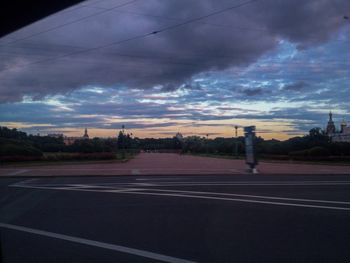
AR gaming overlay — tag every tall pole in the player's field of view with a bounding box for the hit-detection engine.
[206,134,209,155]
[122,125,125,159]
[234,126,238,159]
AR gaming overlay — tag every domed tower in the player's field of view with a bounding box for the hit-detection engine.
[340,118,347,133]
[326,111,336,135]
[83,128,89,139]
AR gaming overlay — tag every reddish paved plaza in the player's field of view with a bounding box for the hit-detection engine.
[1,153,350,176]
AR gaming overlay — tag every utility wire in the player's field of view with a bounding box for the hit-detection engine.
[80,2,269,33]
[2,0,115,42]
[1,47,348,71]
[1,35,348,71]
[150,0,260,35]
[2,0,348,59]
[5,0,139,45]
[0,0,262,73]
[0,32,160,72]
[0,42,85,52]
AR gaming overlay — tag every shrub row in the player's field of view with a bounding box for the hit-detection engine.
[260,154,350,162]
[289,146,330,157]
[43,152,116,161]
[0,155,42,162]
[0,144,43,157]
[0,152,116,162]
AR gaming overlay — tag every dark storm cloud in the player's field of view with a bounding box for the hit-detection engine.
[282,81,308,92]
[240,87,266,96]
[184,122,235,128]
[1,0,349,102]
[105,121,179,129]
[153,131,222,137]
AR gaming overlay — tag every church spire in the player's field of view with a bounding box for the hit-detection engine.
[326,111,336,135]
[83,128,89,139]
[329,111,333,121]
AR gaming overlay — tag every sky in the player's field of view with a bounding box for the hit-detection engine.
[0,0,350,140]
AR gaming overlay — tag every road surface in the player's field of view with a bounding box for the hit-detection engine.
[1,153,350,176]
[1,175,350,262]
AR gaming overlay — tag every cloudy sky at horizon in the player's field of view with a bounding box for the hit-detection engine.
[1,0,350,140]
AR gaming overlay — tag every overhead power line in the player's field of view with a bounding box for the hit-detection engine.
[80,2,269,33]
[1,46,348,72]
[2,0,118,43]
[5,0,139,45]
[149,0,260,35]
[2,0,348,61]
[0,0,262,73]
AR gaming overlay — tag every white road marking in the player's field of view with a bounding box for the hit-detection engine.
[65,184,126,189]
[119,180,350,186]
[72,185,350,206]
[14,180,350,188]
[6,169,28,176]
[124,181,350,187]
[136,177,185,181]
[132,183,156,186]
[87,181,350,188]
[3,168,241,171]
[16,178,38,184]
[0,223,196,263]
[12,180,350,205]
[50,187,146,193]
[141,188,350,205]
[11,184,146,193]
[113,191,350,211]
[10,183,350,211]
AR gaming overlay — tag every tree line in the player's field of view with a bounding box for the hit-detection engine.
[1,126,350,162]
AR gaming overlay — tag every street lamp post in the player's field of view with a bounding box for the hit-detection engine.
[206,134,209,155]
[234,126,239,159]
[122,125,125,159]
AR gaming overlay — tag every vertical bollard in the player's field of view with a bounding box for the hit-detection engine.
[244,126,258,174]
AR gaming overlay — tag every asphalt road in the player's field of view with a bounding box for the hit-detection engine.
[1,175,350,262]
[2,153,350,176]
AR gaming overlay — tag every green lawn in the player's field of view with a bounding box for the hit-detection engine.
[0,151,139,167]
[186,152,350,166]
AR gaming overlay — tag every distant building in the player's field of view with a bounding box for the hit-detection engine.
[62,137,77,145]
[83,128,89,139]
[63,128,90,145]
[47,133,63,138]
[175,132,183,141]
[326,112,336,135]
[326,112,350,142]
